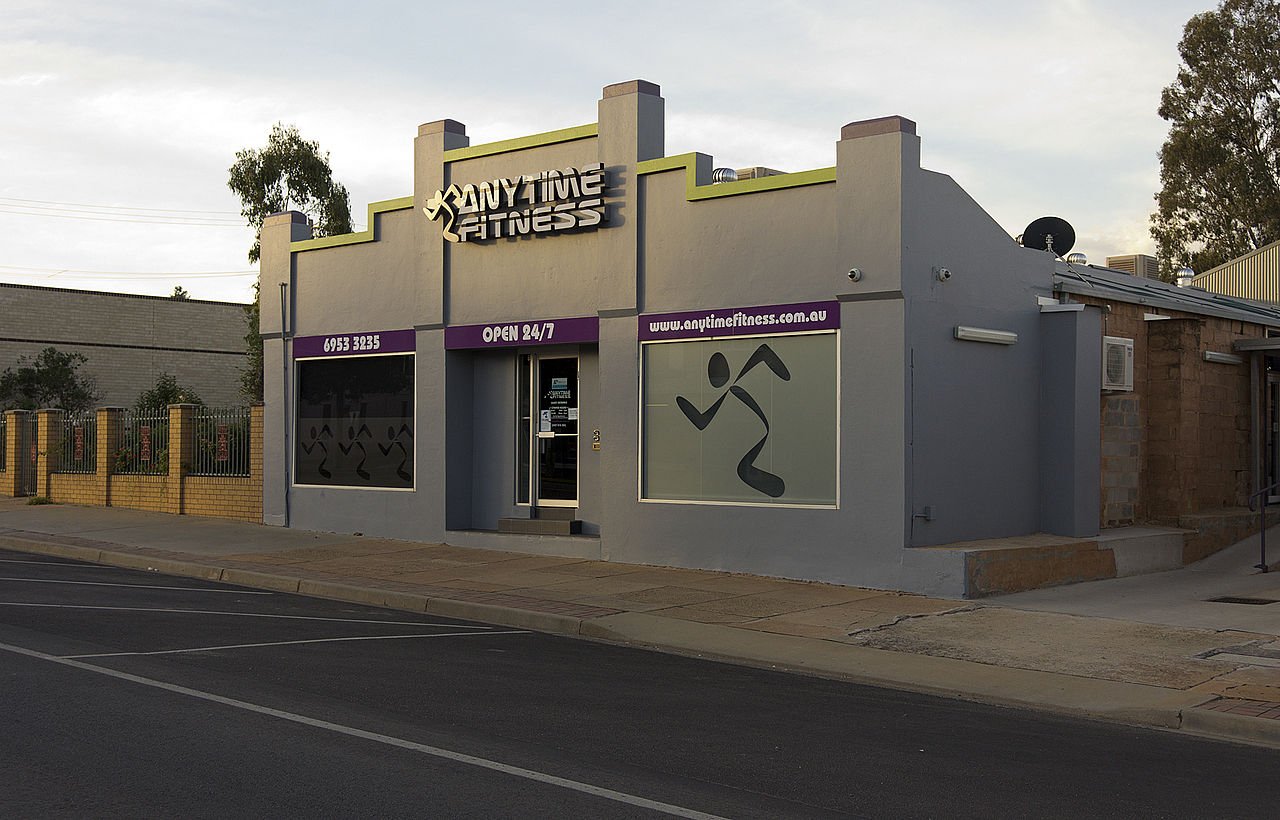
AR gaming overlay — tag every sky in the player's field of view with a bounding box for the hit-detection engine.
[1,0,1217,304]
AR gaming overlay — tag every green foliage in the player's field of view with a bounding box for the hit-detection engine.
[240,281,264,403]
[135,373,203,415]
[170,285,190,300]
[25,496,53,506]
[1151,0,1280,279]
[115,444,168,475]
[0,347,102,413]
[227,122,353,263]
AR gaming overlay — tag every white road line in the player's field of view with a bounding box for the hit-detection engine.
[0,559,113,567]
[0,601,498,629]
[0,577,274,594]
[0,640,728,820]
[63,630,528,658]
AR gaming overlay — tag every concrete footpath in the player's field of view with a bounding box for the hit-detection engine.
[2,497,1278,749]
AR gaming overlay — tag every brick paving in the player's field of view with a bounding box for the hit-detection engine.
[1197,698,1280,720]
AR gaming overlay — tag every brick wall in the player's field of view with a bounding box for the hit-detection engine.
[1,404,263,524]
[0,282,249,407]
[1079,296,1262,531]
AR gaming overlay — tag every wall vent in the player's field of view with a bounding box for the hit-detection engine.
[1102,336,1135,392]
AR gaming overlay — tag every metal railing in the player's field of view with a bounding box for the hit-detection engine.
[53,412,96,474]
[1247,481,1280,572]
[116,411,169,475]
[189,407,251,477]
[0,415,6,472]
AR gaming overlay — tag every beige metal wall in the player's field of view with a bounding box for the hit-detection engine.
[1191,241,1280,304]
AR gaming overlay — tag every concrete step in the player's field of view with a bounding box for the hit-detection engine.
[497,517,582,535]
[922,527,1192,598]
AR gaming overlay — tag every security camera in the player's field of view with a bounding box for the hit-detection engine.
[847,268,863,282]
[935,267,952,282]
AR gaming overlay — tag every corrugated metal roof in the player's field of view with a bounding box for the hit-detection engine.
[1053,260,1280,328]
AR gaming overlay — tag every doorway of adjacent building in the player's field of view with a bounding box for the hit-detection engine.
[1270,373,1280,503]
[517,354,579,508]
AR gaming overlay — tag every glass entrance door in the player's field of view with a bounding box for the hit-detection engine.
[517,354,579,507]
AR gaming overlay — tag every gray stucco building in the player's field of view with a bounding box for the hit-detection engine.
[256,80,1169,596]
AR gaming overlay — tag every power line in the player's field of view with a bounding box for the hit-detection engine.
[0,264,257,279]
[0,204,364,231]
[0,196,242,216]
[0,206,245,227]
[1,201,242,222]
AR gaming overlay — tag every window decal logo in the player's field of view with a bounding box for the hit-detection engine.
[676,343,791,497]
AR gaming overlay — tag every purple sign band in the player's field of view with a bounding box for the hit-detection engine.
[639,300,840,341]
[445,316,599,349]
[293,328,416,358]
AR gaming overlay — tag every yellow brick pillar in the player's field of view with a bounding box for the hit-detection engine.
[250,403,265,521]
[96,407,124,507]
[36,408,62,499]
[2,410,26,497]
[165,403,196,515]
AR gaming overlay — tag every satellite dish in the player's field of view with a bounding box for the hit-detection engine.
[1020,216,1076,256]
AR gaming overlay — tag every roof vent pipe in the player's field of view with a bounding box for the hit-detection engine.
[711,168,738,184]
[1067,252,1087,265]
[1176,267,1195,287]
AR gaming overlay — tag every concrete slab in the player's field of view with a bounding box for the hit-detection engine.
[844,607,1257,689]
[989,535,1280,635]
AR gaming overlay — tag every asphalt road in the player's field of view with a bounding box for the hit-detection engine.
[0,547,1276,818]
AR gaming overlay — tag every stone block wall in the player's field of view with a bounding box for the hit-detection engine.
[1079,296,1261,531]
[0,282,249,408]
[1101,395,1141,526]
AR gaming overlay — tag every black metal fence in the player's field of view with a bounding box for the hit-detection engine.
[117,411,169,475]
[0,415,6,473]
[19,414,38,496]
[190,407,251,477]
[53,412,96,474]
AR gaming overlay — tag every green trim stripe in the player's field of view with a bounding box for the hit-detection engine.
[291,196,415,253]
[637,153,836,201]
[443,123,598,163]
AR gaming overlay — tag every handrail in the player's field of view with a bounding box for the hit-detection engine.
[1247,481,1280,572]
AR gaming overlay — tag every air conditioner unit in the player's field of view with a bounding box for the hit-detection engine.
[1102,336,1134,392]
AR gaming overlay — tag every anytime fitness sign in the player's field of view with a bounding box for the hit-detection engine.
[423,163,607,243]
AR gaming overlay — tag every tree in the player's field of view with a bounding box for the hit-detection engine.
[240,281,264,403]
[228,124,351,400]
[227,122,353,264]
[135,373,203,415]
[0,347,102,413]
[1151,0,1280,279]
[170,285,190,300]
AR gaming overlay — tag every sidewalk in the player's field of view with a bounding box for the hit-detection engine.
[1,496,1278,748]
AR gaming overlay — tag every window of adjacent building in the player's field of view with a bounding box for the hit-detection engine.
[641,332,837,506]
[295,354,414,488]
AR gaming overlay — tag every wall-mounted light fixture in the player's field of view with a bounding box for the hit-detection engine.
[1203,350,1245,365]
[954,326,1017,345]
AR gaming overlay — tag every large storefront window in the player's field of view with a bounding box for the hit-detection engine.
[295,354,414,488]
[642,332,837,506]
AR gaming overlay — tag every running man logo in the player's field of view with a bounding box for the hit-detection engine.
[676,343,792,498]
[423,163,608,243]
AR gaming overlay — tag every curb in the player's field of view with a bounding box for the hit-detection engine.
[2,535,1277,750]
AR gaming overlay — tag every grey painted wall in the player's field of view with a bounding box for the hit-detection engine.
[257,82,1097,596]
[900,166,1060,547]
[1038,306,1103,537]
